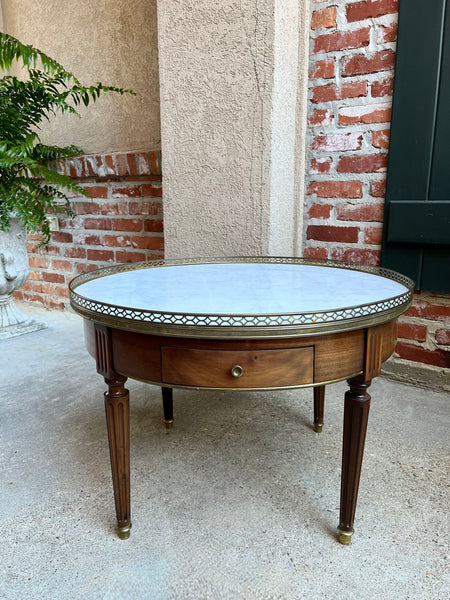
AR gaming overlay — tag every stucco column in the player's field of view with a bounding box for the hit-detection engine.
[157,0,310,258]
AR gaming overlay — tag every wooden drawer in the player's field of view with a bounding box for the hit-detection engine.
[161,346,314,389]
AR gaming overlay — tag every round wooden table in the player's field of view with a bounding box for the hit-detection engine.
[69,257,413,544]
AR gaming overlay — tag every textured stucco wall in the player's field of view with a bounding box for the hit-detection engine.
[158,0,310,258]
[269,0,310,256]
[1,0,160,153]
[158,1,274,258]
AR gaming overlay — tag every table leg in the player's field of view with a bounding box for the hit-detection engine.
[104,374,131,539]
[162,387,174,429]
[337,375,371,545]
[313,385,325,432]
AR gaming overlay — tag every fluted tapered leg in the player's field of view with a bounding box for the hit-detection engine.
[104,375,131,539]
[162,387,173,429]
[338,375,371,545]
[313,385,325,432]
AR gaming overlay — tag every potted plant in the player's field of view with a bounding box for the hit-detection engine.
[0,33,133,338]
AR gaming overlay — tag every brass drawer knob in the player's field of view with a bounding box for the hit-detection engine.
[230,365,243,378]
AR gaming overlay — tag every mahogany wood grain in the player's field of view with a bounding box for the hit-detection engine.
[338,375,371,537]
[83,319,399,389]
[104,375,131,531]
[95,324,114,379]
[162,387,173,423]
[364,324,384,380]
[380,318,397,362]
[161,346,314,388]
[314,329,365,383]
[314,386,325,430]
[111,328,161,382]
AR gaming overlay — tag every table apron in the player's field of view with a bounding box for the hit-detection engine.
[83,319,397,389]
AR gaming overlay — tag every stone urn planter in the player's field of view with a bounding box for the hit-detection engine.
[0,218,46,339]
[0,32,133,341]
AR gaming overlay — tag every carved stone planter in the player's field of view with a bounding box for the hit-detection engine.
[0,218,47,339]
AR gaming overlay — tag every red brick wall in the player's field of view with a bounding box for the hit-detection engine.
[306,0,449,370]
[14,150,163,309]
[397,294,450,369]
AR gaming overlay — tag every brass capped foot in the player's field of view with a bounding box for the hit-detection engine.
[164,419,174,429]
[116,524,131,540]
[313,422,323,433]
[337,528,354,545]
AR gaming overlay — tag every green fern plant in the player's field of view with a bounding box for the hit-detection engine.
[0,33,134,243]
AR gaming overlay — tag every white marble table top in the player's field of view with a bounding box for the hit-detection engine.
[73,261,410,318]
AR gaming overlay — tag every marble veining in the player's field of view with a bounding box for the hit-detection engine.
[75,263,409,317]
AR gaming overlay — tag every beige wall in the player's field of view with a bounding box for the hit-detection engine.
[269,0,310,256]
[158,0,274,258]
[158,0,310,258]
[1,0,160,154]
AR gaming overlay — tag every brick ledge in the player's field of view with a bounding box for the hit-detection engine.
[51,150,161,179]
[382,356,450,393]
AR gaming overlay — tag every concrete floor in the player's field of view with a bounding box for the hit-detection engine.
[1,302,449,600]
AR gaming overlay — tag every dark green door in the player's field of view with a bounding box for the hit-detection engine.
[381,0,450,293]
